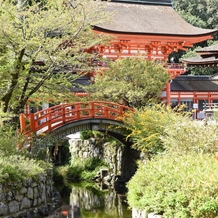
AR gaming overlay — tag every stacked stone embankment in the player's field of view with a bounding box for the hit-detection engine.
[0,169,60,218]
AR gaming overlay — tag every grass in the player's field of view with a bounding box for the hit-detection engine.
[0,154,52,182]
[54,157,108,183]
[0,125,52,183]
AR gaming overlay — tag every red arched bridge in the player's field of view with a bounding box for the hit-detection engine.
[20,101,133,142]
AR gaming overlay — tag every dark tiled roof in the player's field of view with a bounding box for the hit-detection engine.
[95,2,217,35]
[196,44,218,52]
[182,55,218,65]
[182,44,218,65]
[71,75,91,92]
[111,0,172,6]
[171,75,218,91]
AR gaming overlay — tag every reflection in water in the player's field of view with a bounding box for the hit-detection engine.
[48,183,132,218]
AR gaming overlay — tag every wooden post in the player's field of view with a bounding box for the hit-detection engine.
[30,113,35,132]
[48,113,52,132]
[193,92,197,104]
[166,82,171,106]
[208,92,211,104]
[75,103,80,119]
[178,92,181,105]
[19,114,25,133]
[90,102,94,117]
[62,106,66,123]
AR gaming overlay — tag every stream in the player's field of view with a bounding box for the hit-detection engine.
[47,182,132,218]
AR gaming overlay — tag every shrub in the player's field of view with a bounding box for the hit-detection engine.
[0,155,50,182]
[124,104,189,154]
[0,125,25,156]
[0,125,52,183]
[161,119,218,154]
[80,130,105,141]
[80,130,94,140]
[127,153,218,218]
[54,157,108,182]
[30,134,59,162]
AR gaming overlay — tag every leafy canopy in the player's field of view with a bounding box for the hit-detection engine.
[83,57,170,108]
[127,153,218,218]
[172,0,218,29]
[0,0,111,124]
[124,104,189,154]
[171,0,218,74]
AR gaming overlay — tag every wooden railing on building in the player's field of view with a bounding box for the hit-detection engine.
[203,103,218,119]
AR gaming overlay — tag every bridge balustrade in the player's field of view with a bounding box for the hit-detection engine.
[20,101,133,136]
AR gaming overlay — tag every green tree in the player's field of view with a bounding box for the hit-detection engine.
[124,104,189,154]
[83,57,170,108]
[171,0,218,74]
[172,0,218,29]
[0,0,111,126]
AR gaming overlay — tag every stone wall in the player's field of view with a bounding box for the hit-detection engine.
[0,169,60,218]
[68,138,124,185]
[68,138,140,192]
[132,209,163,218]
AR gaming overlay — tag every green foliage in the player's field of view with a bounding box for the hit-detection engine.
[80,130,94,140]
[53,165,70,183]
[0,154,50,182]
[0,125,26,156]
[127,153,218,218]
[161,119,218,154]
[0,0,111,123]
[80,130,104,140]
[171,0,218,74]
[172,0,218,29]
[126,103,218,217]
[125,103,218,155]
[54,157,108,182]
[83,57,170,108]
[0,125,52,182]
[124,104,189,154]
[29,134,59,162]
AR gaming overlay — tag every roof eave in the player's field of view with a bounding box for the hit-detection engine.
[182,60,218,65]
[110,0,172,6]
[93,26,218,37]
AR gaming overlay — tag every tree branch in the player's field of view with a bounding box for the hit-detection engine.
[1,48,25,112]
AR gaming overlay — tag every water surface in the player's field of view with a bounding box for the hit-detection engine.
[47,182,132,218]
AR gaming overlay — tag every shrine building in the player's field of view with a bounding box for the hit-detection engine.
[28,0,218,117]
[170,44,218,118]
[88,0,218,108]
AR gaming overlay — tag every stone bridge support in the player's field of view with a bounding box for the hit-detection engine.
[68,137,140,191]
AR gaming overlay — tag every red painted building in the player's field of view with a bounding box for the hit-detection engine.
[169,44,218,118]
[89,0,217,107]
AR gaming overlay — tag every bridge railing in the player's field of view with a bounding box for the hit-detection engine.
[20,101,133,136]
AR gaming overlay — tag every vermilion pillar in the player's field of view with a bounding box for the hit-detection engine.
[166,82,171,105]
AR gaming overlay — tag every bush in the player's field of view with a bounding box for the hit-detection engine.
[80,130,94,140]
[80,130,105,140]
[54,157,108,182]
[0,125,25,156]
[127,153,218,218]
[0,155,50,182]
[0,126,51,182]
[124,104,189,154]
[161,119,218,154]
